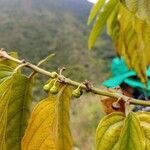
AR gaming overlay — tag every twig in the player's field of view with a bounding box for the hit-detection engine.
[1,49,150,106]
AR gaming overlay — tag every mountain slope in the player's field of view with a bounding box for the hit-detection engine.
[0,0,114,82]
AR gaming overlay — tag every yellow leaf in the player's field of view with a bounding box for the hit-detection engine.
[0,73,32,150]
[0,52,19,69]
[88,1,150,83]
[118,112,145,150]
[120,0,150,23]
[96,112,150,150]
[96,112,125,150]
[136,112,150,150]
[22,85,73,150]
[88,0,105,25]
[0,78,12,150]
[0,64,14,84]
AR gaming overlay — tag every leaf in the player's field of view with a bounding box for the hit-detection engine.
[96,112,125,150]
[0,77,12,150]
[136,112,150,149]
[120,0,150,22]
[88,0,105,25]
[96,112,149,150]
[116,5,150,83]
[0,52,19,69]
[21,85,73,150]
[88,0,118,49]
[0,64,14,84]
[106,3,119,40]
[0,73,32,150]
[88,0,150,82]
[118,112,145,150]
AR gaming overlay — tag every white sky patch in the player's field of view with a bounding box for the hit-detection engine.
[87,0,98,4]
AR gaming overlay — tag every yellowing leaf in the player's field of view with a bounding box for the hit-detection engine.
[120,0,150,23]
[22,97,56,149]
[0,73,32,150]
[88,0,105,25]
[0,52,19,69]
[22,85,73,150]
[136,112,150,150]
[118,112,145,150]
[88,0,150,83]
[96,112,149,150]
[0,64,14,84]
[0,77,12,150]
[96,112,125,150]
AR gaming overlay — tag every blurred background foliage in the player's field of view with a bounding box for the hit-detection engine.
[0,0,115,149]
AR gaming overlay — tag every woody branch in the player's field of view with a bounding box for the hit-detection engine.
[0,49,150,107]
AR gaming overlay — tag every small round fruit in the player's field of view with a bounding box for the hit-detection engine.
[43,84,50,92]
[72,89,82,98]
[49,86,59,94]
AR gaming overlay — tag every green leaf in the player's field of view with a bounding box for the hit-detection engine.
[118,112,145,150]
[22,85,73,150]
[88,0,118,49]
[96,112,125,150]
[120,0,150,22]
[136,112,150,149]
[96,112,150,150]
[88,0,105,25]
[0,64,14,84]
[0,77,12,150]
[107,3,119,40]
[0,73,32,150]
[88,0,150,82]
[0,52,19,69]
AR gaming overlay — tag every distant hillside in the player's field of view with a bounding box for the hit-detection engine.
[0,0,92,22]
[0,1,116,149]
[0,0,115,82]
[32,0,92,21]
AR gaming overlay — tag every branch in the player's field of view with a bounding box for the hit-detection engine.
[1,49,150,106]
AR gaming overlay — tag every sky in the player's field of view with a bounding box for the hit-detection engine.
[87,0,98,3]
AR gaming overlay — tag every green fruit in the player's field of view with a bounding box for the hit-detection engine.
[49,85,59,94]
[43,84,50,92]
[43,80,54,92]
[72,88,82,98]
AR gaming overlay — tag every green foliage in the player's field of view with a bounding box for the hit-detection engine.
[118,112,145,150]
[88,0,150,83]
[0,50,150,149]
[88,0,118,49]
[96,112,150,150]
[0,0,150,149]
[0,0,114,83]
[22,85,73,150]
[0,72,32,149]
[0,64,13,83]
[121,0,150,22]
[96,112,124,149]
